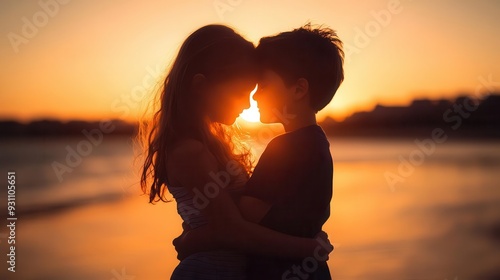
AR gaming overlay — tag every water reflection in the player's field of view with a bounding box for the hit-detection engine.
[0,137,498,279]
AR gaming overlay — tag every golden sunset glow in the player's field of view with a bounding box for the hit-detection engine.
[0,1,499,122]
[239,86,260,123]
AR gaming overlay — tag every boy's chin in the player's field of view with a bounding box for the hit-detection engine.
[259,119,275,124]
[259,114,279,124]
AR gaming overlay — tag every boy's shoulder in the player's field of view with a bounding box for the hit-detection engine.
[270,125,329,147]
[262,125,330,162]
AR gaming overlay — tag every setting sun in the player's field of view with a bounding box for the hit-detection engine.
[239,86,260,122]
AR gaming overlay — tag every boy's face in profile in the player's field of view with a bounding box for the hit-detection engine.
[254,69,295,124]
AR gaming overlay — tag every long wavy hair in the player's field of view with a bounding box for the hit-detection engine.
[139,25,255,203]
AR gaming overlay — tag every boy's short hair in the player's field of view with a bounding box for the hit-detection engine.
[256,23,344,112]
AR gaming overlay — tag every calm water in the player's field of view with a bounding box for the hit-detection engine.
[0,136,499,280]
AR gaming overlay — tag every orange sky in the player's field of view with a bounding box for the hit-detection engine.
[0,0,499,122]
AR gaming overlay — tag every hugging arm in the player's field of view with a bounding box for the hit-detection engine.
[171,141,331,260]
[175,192,331,260]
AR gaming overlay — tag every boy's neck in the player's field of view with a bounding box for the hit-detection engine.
[282,112,317,133]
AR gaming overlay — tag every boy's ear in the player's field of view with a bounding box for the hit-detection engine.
[293,78,309,100]
[191,73,207,92]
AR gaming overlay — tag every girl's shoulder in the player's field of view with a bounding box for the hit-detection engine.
[168,138,227,194]
[171,138,205,159]
[168,138,218,174]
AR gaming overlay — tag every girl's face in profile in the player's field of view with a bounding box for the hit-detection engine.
[205,76,257,125]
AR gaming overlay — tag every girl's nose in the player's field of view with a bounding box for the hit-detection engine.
[253,86,261,102]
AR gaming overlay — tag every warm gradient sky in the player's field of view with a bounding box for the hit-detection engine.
[1,0,499,122]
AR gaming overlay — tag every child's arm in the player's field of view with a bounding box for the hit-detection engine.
[170,141,332,260]
[174,196,331,260]
[237,195,272,223]
[174,222,332,261]
[172,196,272,259]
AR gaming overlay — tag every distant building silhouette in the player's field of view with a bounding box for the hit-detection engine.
[321,93,500,138]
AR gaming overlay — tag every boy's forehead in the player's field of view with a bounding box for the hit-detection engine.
[259,69,280,81]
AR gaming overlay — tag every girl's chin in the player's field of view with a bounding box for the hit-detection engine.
[215,115,237,125]
[209,112,237,125]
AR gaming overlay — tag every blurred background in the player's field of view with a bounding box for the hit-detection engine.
[0,0,499,279]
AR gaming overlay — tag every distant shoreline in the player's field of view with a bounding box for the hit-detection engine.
[1,94,499,139]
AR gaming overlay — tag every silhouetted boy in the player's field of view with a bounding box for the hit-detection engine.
[237,23,344,279]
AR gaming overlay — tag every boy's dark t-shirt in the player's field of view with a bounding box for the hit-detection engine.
[243,124,333,279]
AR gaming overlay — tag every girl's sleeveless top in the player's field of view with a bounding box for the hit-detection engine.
[169,167,249,280]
